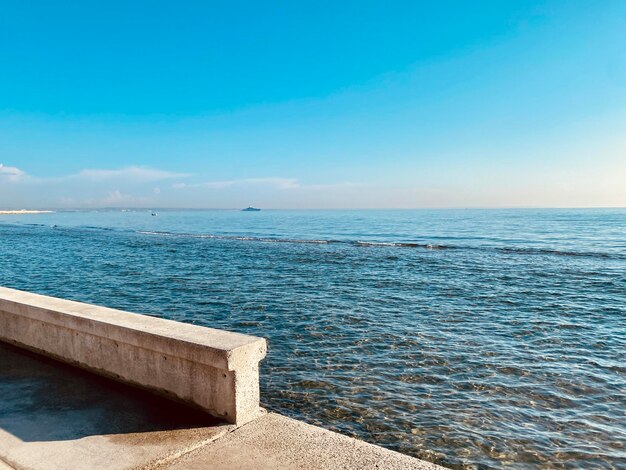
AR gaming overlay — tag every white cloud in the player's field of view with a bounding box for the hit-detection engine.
[173,177,298,190]
[173,177,357,191]
[0,163,27,182]
[98,190,151,206]
[243,178,301,189]
[73,166,190,182]
[102,190,126,204]
[0,164,189,184]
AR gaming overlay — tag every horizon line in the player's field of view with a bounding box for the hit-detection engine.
[2,206,626,212]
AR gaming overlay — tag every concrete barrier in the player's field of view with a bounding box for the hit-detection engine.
[0,286,267,425]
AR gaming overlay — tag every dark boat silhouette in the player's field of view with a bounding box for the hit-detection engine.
[242,206,261,212]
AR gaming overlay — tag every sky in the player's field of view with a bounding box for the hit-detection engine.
[1,0,625,209]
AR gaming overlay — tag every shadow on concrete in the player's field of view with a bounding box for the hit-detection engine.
[0,341,222,442]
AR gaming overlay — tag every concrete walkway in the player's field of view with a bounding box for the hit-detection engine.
[0,342,443,470]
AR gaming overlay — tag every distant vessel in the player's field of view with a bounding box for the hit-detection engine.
[151,211,158,216]
[242,207,261,212]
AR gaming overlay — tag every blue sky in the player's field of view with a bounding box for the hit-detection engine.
[1,1,625,208]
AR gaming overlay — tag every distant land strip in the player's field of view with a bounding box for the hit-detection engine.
[0,210,54,214]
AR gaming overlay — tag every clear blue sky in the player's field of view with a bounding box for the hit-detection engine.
[1,0,625,208]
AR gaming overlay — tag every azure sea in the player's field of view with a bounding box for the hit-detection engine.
[0,209,624,469]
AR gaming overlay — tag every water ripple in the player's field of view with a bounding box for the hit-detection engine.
[0,209,625,469]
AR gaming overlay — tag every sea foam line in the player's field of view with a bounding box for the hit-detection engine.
[136,230,450,250]
[5,223,620,259]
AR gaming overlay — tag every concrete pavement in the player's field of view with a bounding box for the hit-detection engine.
[0,342,444,469]
[0,286,267,425]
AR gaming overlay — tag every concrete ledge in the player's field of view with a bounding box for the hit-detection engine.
[0,342,444,470]
[167,413,444,470]
[0,286,267,425]
[0,459,14,470]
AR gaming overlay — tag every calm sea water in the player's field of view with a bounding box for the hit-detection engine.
[0,209,624,469]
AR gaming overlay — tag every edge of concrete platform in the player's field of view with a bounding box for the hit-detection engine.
[0,458,15,470]
[0,287,446,469]
[0,286,266,425]
[149,412,446,470]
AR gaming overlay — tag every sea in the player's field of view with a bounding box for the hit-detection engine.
[0,208,624,469]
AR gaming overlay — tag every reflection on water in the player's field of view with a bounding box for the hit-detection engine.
[1,209,625,469]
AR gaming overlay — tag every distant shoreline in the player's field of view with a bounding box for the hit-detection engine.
[0,210,54,214]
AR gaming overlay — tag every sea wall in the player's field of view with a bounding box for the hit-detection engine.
[0,286,267,425]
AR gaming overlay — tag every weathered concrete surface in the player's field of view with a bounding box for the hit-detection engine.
[0,342,235,470]
[167,413,443,470]
[0,459,14,470]
[0,342,445,470]
[0,286,266,425]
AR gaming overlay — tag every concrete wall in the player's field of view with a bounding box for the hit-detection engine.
[0,286,267,425]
